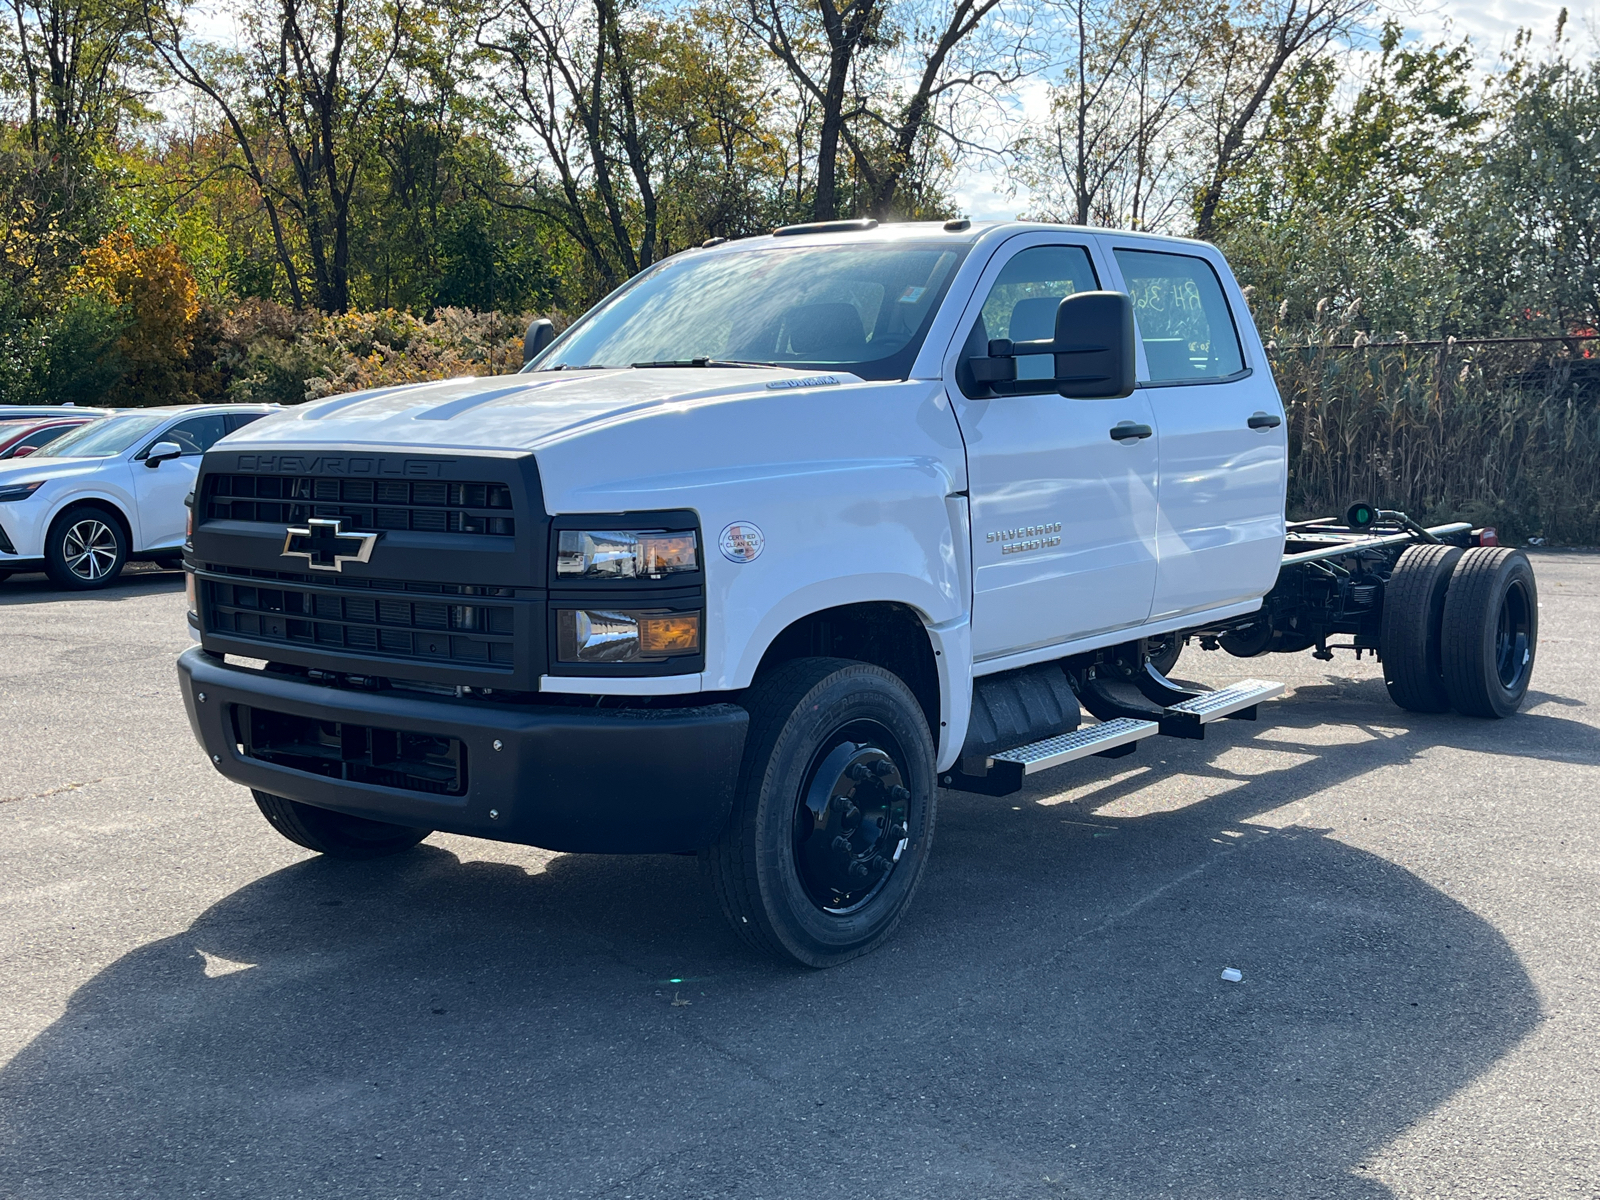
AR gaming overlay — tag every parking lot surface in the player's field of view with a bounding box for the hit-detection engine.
[1,553,1597,1199]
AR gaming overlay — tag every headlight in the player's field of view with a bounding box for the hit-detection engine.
[556,608,701,664]
[0,480,45,502]
[557,529,698,580]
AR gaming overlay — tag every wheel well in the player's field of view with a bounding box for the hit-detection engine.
[51,499,132,548]
[754,602,941,737]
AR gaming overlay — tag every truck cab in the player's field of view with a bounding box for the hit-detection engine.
[176,220,1533,966]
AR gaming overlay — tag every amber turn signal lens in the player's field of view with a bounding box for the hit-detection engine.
[638,612,700,655]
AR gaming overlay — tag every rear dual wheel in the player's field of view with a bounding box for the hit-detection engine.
[705,658,938,968]
[1440,548,1537,718]
[1383,545,1536,718]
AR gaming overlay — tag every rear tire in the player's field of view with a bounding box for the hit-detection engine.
[252,790,431,859]
[704,658,938,968]
[1440,548,1538,718]
[1380,543,1463,712]
[44,505,127,589]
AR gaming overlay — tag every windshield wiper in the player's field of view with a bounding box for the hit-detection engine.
[629,357,771,369]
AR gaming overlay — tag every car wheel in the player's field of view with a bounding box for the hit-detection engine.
[704,657,938,967]
[44,506,127,589]
[252,790,432,859]
[1440,548,1538,718]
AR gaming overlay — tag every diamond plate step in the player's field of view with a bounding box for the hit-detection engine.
[1164,678,1285,723]
[991,717,1159,775]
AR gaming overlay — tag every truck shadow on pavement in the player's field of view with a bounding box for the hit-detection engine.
[1,677,1583,1198]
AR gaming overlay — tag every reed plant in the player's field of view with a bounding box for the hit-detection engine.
[1271,338,1600,546]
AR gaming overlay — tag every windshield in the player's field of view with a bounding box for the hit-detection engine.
[32,414,167,458]
[530,242,968,379]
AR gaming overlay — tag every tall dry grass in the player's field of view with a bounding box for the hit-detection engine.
[1270,338,1600,545]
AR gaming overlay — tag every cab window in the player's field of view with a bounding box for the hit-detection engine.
[959,245,1099,396]
[1113,249,1244,382]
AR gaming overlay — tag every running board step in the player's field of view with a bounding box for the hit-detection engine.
[993,717,1159,773]
[940,718,1159,796]
[1158,678,1284,738]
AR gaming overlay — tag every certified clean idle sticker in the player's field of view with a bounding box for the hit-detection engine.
[719,522,765,563]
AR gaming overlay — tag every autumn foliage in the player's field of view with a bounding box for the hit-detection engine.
[68,232,200,403]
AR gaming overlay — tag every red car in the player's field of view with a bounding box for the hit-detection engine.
[0,416,100,460]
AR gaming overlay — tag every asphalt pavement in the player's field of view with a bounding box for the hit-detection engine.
[1,553,1596,1199]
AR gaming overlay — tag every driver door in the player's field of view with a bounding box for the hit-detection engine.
[946,236,1159,663]
[130,414,231,550]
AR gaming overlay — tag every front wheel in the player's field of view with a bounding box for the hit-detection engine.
[704,658,938,967]
[252,790,432,859]
[44,506,127,589]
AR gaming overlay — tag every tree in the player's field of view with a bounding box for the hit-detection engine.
[144,0,406,311]
[742,0,1018,220]
[1190,0,1375,240]
[1011,0,1214,229]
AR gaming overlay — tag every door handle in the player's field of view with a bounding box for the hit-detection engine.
[1247,411,1282,430]
[1109,421,1154,442]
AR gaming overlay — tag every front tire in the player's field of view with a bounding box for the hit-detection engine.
[1440,548,1538,718]
[44,506,127,589]
[252,790,432,859]
[705,658,938,967]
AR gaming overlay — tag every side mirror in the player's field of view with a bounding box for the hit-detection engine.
[523,318,556,365]
[10,445,36,458]
[969,290,1137,400]
[146,441,182,468]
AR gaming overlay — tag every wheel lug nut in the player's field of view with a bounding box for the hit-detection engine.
[872,760,894,776]
[832,835,852,855]
[849,764,873,782]
[889,785,910,802]
[849,861,868,880]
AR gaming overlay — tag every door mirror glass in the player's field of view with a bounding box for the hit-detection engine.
[145,441,182,467]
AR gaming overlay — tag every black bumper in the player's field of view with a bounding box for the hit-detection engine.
[177,648,748,853]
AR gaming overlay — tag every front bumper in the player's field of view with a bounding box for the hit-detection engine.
[177,648,749,853]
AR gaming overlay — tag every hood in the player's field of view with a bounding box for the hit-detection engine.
[0,454,112,483]
[224,368,866,454]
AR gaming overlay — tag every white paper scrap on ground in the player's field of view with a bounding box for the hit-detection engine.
[1221,967,1244,983]
[197,949,257,978]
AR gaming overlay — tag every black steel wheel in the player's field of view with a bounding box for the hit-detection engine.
[705,658,937,967]
[1440,548,1538,718]
[44,505,126,589]
[1380,543,1463,712]
[252,790,432,859]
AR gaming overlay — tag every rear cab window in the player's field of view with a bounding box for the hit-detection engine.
[1113,248,1245,384]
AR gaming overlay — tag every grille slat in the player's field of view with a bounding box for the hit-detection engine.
[206,579,514,670]
[205,474,514,537]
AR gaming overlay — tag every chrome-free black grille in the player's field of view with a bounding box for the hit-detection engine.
[205,579,514,667]
[236,705,466,795]
[206,562,516,597]
[204,474,514,536]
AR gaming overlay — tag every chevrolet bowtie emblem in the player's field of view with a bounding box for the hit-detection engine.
[281,518,379,572]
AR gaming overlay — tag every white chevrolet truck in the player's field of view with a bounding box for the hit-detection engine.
[177,219,1538,966]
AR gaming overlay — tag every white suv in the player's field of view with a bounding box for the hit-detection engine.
[0,404,277,588]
